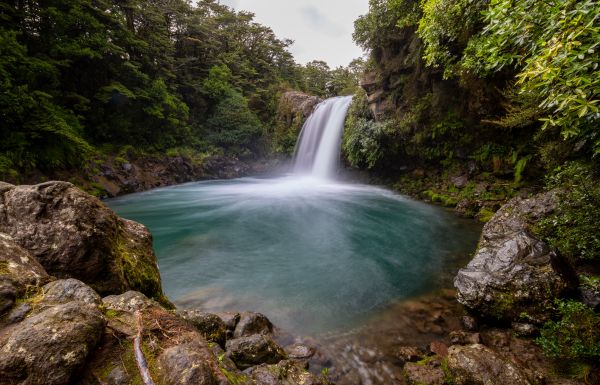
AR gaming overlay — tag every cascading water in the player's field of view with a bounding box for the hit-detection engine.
[292,95,353,178]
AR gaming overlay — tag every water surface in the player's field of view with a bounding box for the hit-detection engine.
[107,176,480,336]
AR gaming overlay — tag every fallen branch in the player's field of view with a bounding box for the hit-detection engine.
[134,310,156,385]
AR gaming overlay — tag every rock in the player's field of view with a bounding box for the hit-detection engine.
[454,191,575,323]
[215,311,241,333]
[580,285,600,311]
[511,322,538,337]
[226,334,287,369]
[461,315,478,331]
[285,343,316,360]
[158,340,228,385]
[0,233,50,295]
[249,359,329,385]
[233,311,273,338]
[178,309,227,347]
[451,175,469,189]
[430,341,449,357]
[0,182,167,303]
[279,91,321,118]
[105,367,131,385]
[449,331,482,345]
[447,344,531,385]
[39,278,101,307]
[0,301,105,385]
[0,279,16,315]
[6,299,31,324]
[454,199,480,218]
[404,361,445,385]
[103,290,155,313]
[395,346,424,363]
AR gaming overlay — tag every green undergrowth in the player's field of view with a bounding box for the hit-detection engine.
[537,300,600,364]
[532,162,600,264]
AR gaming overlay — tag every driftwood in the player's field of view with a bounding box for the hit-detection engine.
[134,310,156,385]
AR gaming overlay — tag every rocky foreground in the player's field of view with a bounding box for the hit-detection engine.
[0,181,328,385]
[0,181,598,385]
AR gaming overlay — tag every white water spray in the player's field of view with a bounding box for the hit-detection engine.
[293,96,353,178]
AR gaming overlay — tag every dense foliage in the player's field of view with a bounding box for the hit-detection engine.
[537,299,600,361]
[533,162,600,263]
[0,0,363,179]
[346,0,600,174]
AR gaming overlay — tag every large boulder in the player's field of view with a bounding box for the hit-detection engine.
[157,340,230,385]
[249,359,330,385]
[0,233,51,315]
[454,191,575,323]
[0,301,105,385]
[0,181,167,304]
[446,344,531,385]
[178,309,228,347]
[226,334,287,369]
[233,311,273,338]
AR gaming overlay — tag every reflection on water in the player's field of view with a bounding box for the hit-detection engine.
[107,176,480,336]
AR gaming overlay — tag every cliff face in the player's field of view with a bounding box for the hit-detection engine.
[360,26,500,128]
[273,91,321,155]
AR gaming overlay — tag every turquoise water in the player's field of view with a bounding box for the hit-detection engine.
[107,176,480,335]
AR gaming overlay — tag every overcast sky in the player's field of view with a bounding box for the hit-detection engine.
[219,0,369,68]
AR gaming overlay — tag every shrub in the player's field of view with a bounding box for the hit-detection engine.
[532,162,600,262]
[537,300,600,360]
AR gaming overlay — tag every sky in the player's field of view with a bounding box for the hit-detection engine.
[219,0,369,68]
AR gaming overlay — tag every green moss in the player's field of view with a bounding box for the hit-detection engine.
[440,358,455,385]
[105,309,119,319]
[0,260,9,275]
[488,292,516,320]
[477,208,495,223]
[537,300,600,361]
[219,366,252,385]
[115,234,173,309]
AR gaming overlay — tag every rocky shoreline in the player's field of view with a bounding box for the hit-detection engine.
[1,180,598,384]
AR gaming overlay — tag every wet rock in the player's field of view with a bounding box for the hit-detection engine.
[0,182,166,302]
[215,311,241,334]
[40,278,101,307]
[233,311,273,338]
[511,322,538,337]
[285,343,316,360]
[447,344,531,385]
[226,334,287,369]
[454,191,575,323]
[449,331,482,345]
[158,340,227,385]
[404,361,445,385]
[178,309,227,347]
[249,359,329,385]
[0,301,105,385]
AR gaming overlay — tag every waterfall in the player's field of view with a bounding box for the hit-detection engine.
[292,95,353,178]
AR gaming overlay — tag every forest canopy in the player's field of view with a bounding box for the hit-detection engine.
[0,0,361,179]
